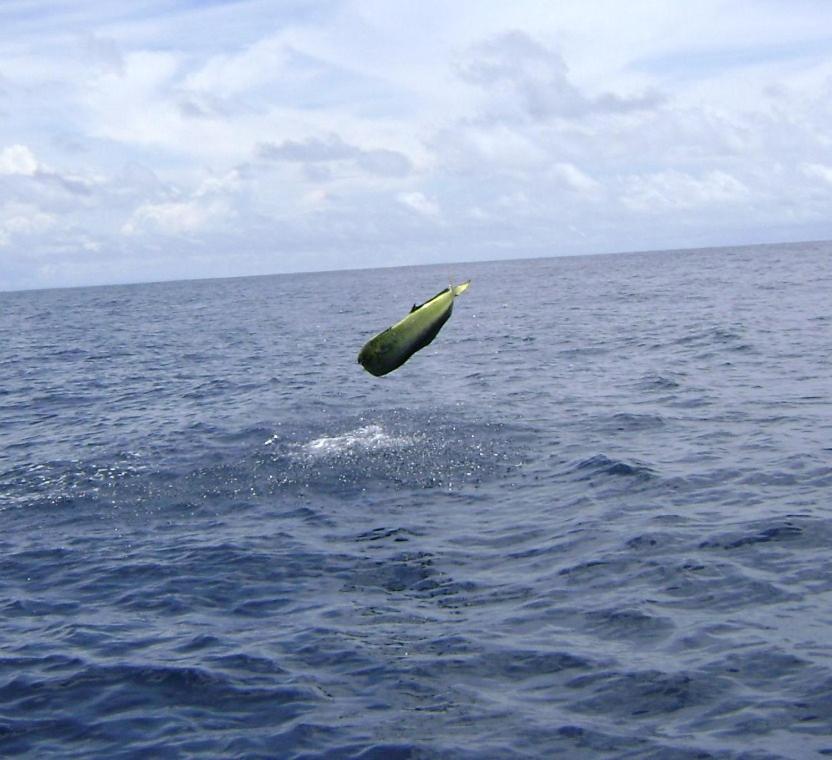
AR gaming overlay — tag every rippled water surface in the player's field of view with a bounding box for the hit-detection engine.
[2,242,832,758]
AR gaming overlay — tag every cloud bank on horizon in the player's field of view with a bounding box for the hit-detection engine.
[1,0,832,290]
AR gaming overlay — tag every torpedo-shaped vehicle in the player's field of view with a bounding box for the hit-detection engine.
[357,281,470,376]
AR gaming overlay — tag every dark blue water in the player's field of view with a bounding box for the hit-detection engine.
[2,242,831,758]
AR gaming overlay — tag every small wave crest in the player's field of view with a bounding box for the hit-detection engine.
[571,454,656,481]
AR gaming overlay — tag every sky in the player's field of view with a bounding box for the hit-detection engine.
[1,0,832,291]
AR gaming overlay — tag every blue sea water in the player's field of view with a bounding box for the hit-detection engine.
[1,241,831,759]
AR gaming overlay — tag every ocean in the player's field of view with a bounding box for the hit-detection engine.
[1,241,831,759]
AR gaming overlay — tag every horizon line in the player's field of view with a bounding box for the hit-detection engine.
[2,236,829,296]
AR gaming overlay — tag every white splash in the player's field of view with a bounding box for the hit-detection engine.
[301,425,410,456]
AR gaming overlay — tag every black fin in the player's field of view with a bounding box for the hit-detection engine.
[410,286,451,313]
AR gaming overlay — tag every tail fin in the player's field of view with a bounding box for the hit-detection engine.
[452,280,471,297]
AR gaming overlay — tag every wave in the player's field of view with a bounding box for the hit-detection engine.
[570,454,656,481]
[599,412,668,432]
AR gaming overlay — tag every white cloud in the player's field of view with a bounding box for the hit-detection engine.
[552,162,602,197]
[0,201,56,247]
[83,50,184,149]
[622,170,750,212]
[0,144,39,176]
[183,35,291,98]
[802,162,832,186]
[398,191,440,218]
[122,198,231,236]
[194,170,242,198]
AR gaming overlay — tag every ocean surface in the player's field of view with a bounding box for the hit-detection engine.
[1,241,831,759]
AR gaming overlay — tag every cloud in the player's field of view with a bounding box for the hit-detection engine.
[82,34,125,75]
[82,50,184,149]
[0,144,39,176]
[802,162,832,186]
[122,201,201,235]
[183,35,290,98]
[121,164,242,236]
[0,143,97,209]
[398,191,440,217]
[460,30,663,122]
[257,134,412,177]
[122,194,233,236]
[622,170,750,212]
[354,149,412,177]
[552,162,602,197]
[259,135,361,162]
[0,201,56,247]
